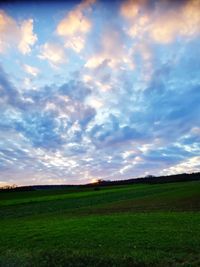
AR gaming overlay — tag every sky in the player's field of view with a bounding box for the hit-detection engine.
[0,0,200,186]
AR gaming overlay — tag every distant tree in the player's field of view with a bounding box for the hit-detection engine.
[145,175,154,178]
[0,184,17,190]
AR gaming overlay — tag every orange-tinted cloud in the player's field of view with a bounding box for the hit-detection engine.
[150,0,200,43]
[85,29,134,70]
[56,0,95,52]
[121,0,200,43]
[57,9,91,36]
[0,10,37,54]
[120,0,147,19]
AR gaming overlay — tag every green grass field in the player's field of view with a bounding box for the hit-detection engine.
[0,181,200,266]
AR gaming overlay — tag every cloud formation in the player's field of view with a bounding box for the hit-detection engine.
[0,0,200,185]
[23,64,40,77]
[38,42,67,66]
[121,0,200,43]
[56,0,95,52]
[0,10,37,54]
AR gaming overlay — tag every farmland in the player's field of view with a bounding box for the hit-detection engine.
[0,180,200,266]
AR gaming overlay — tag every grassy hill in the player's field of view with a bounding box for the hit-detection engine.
[0,180,200,266]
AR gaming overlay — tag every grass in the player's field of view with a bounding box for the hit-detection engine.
[0,181,200,266]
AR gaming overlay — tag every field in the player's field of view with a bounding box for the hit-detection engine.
[0,181,200,267]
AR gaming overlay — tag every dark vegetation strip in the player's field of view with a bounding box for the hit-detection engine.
[1,172,199,192]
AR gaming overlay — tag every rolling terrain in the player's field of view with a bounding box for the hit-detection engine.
[0,180,200,266]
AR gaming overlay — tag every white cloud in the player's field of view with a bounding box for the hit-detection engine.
[23,64,40,77]
[85,29,134,70]
[0,10,37,54]
[162,156,200,175]
[18,19,37,54]
[38,42,67,66]
[86,96,103,109]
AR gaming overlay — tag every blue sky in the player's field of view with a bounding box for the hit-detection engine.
[0,0,200,186]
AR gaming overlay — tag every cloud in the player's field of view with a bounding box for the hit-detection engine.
[120,0,146,19]
[57,9,91,36]
[85,27,134,70]
[23,64,40,77]
[0,67,96,151]
[0,10,37,54]
[38,42,67,66]
[0,10,18,53]
[0,65,41,112]
[59,80,91,100]
[161,156,200,175]
[0,1,200,185]
[0,65,23,108]
[89,114,145,148]
[126,61,200,147]
[56,0,95,52]
[86,97,103,109]
[18,19,37,54]
[121,0,200,43]
[83,25,134,95]
[149,0,200,44]
[14,111,65,150]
